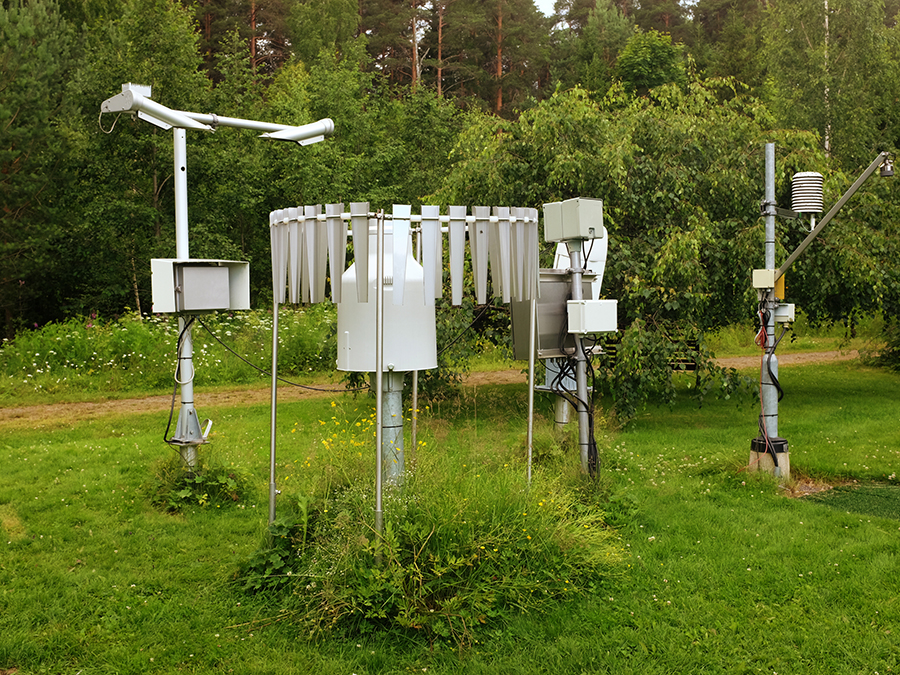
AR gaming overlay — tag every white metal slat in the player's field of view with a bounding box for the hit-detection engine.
[471,206,490,305]
[326,203,346,304]
[421,205,442,305]
[392,204,412,306]
[449,206,467,306]
[350,202,369,303]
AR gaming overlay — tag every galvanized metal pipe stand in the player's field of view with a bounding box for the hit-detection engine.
[567,240,592,474]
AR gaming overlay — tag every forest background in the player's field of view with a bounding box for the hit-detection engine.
[3,0,900,374]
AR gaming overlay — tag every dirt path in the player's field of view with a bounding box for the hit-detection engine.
[0,351,860,429]
[716,349,859,370]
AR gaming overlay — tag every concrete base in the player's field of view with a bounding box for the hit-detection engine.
[749,451,791,482]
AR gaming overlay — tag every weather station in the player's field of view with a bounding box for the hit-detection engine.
[750,143,893,481]
[511,198,617,476]
[99,87,619,531]
[99,83,334,471]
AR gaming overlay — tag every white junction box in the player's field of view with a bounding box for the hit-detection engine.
[752,268,777,289]
[567,299,617,335]
[151,259,250,313]
[543,198,604,243]
[774,303,796,323]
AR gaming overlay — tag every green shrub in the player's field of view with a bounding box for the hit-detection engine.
[234,404,625,648]
[872,319,900,372]
[237,516,307,594]
[594,318,751,421]
[148,454,253,513]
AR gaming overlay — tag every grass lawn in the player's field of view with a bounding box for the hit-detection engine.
[1,360,899,674]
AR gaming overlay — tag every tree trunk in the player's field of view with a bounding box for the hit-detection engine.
[131,254,143,318]
[823,0,831,156]
[250,1,257,75]
[411,0,419,88]
[496,1,503,113]
[437,3,445,97]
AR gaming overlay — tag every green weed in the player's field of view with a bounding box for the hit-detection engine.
[232,398,624,648]
[148,454,253,513]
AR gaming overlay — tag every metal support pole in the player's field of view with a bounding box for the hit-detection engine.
[268,303,280,525]
[173,315,200,467]
[382,371,405,484]
[554,395,572,430]
[411,370,418,465]
[762,143,779,442]
[170,129,205,464]
[567,240,591,474]
[526,297,536,484]
[374,214,385,540]
[174,129,189,260]
[753,143,788,480]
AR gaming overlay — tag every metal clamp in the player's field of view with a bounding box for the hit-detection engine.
[759,200,798,219]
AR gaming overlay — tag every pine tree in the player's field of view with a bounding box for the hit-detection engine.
[0,0,72,335]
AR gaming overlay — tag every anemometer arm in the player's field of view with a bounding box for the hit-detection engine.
[100,84,334,145]
[102,87,213,131]
[776,151,891,280]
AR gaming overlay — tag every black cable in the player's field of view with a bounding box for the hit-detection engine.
[548,296,600,477]
[583,238,595,284]
[163,317,195,446]
[766,326,788,402]
[195,316,369,393]
[581,335,599,476]
[437,303,494,357]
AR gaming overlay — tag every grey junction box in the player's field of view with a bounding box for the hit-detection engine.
[543,198,604,243]
[151,259,250,313]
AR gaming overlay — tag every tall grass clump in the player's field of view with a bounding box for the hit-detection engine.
[147,453,255,513]
[237,402,625,648]
[0,306,337,401]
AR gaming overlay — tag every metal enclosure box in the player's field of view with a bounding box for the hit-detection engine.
[774,303,795,323]
[510,269,599,360]
[543,198,604,243]
[151,259,250,313]
[177,265,230,312]
[752,268,777,289]
[567,299,618,334]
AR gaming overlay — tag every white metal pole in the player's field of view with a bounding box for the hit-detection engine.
[375,214,385,539]
[526,296,536,484]
[174,129,189,260]
[172,128,202,463]
[268,303,279,524]
[762,144,780,442]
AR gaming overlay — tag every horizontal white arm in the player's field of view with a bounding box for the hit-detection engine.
[101,86,334,144]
